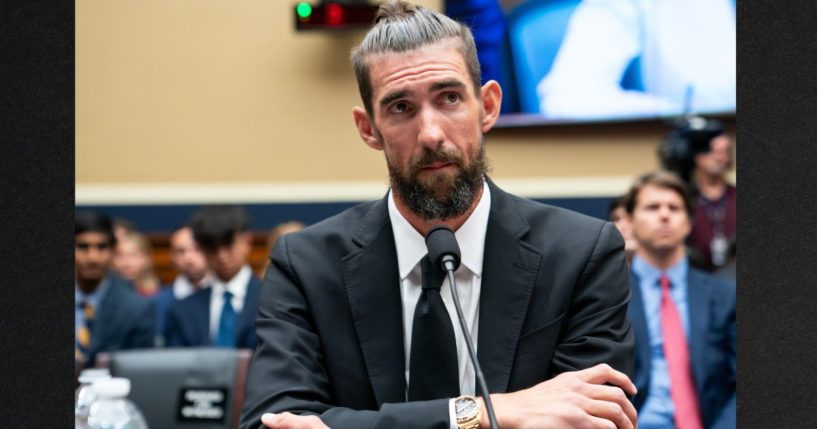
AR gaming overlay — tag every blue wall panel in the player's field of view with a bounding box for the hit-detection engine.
[79,196,614,233]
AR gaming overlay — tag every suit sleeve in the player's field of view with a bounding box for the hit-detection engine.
[551,221,635,377]
[239,235,451,429]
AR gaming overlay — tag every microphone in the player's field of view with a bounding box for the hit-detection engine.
[425,225,500,429]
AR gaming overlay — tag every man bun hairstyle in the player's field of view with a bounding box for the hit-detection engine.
[350,0,482,116]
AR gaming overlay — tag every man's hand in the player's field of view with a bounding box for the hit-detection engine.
[261,412,330,429]
[487,363,638,429]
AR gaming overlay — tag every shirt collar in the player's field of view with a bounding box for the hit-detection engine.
[210,265,251,300]
[388,179,491,280]
[173,273,212,299]
[631,254,688,288]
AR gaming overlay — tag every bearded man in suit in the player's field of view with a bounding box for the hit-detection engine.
[241,2,637,428]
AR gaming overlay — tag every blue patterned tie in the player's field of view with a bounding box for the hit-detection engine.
[76,301,95,357]
[215,290,237,347]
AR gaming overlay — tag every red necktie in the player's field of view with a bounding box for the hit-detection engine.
[660,274,703,429]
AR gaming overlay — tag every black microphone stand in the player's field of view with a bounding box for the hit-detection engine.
[441,254,500,429]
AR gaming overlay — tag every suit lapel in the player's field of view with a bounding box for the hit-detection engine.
[627,273,652,399]
[238,276,261,338]
[89,278,122,356]
[477,182,540,393]
[342,198,406,406]
[686,269,711,396]
[190,288,212,345]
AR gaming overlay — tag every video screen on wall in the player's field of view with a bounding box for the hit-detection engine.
[446,0,736,127]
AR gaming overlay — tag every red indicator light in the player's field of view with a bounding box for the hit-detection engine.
[326,3,344,26]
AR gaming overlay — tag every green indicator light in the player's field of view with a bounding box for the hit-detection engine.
[296,3,312,19]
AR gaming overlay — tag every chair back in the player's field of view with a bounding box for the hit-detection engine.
[97,347,252,429]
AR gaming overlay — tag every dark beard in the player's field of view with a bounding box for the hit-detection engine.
[388,144,489,221]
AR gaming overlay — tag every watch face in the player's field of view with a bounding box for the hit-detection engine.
[455,397,478,419]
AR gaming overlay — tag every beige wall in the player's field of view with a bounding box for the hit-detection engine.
[76,0,734,197]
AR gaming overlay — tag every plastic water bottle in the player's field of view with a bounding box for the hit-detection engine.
[75,368,111,428]
[86,377,149,429]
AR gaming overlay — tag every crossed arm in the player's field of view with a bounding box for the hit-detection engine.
[260,364,637,429]
[241,223,637,429]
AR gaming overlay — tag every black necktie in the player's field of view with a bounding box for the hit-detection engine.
[408,255,460,401]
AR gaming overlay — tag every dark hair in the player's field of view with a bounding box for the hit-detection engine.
[189,205,251,251]
[623,170,695,220]
[113,217,135,234]
[607,194,627,220]
[75,210,117,245]
[170,222,192,235]
[350,0,482,116]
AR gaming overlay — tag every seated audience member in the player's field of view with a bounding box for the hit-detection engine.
[164,205,261,349]
[153,224,212,346]
[112,217,135,245]
[75,210,154,368]
[623,171,735,429]
[714,238,736,283]
[261,221,305,274]
[110,217,134,282]
[688,132,736,272]
[114,231,161,297]
[608,195,638,262]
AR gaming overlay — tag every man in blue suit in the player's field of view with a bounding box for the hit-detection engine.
[153,223,212,346]
[75,211,154,368]
[623,170,735,429]
[165,205,260,349]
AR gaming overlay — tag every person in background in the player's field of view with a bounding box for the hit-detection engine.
[714,238,736,283]
[114,231,161,297]
[164,205,261,349]
[261,221,306,274]
[623,170,735,429]
[609,194,638,262]
[152,224,212,346]
[112,217,135,245]
[688,132,736,272]
[75,210,154,368]
[240,2,636,428]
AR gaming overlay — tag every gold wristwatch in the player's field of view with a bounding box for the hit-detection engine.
[454,395,481,429]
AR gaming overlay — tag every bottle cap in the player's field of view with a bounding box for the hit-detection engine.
[78,368,111,384]
[91,377,131,398]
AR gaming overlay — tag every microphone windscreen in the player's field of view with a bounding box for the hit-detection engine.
[425,225,461,272]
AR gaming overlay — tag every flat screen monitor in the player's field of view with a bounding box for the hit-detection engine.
[446,0,736,127]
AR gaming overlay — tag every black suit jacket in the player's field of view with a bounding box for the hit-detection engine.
[240,180,634,429]
[164,275,261,349]
[628,267,736,429]
[85,274,154,367]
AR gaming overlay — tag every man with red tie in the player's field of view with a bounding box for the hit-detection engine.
[622,170,736,429]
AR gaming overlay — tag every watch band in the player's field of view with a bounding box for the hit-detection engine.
[455,395,482,429]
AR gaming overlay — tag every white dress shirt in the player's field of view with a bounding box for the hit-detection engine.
[208,265,251,341]
[172,273,212,300]
[388,181,491,427]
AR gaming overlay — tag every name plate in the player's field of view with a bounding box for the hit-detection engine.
[177,387,229,423]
